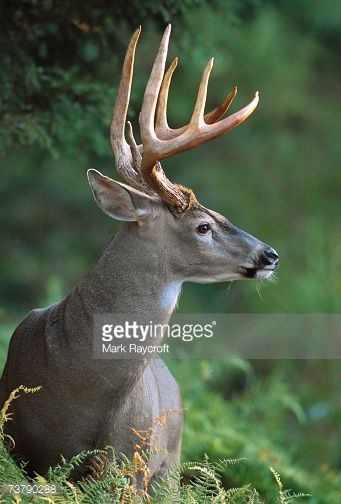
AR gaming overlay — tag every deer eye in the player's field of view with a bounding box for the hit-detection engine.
[196,223,211,235]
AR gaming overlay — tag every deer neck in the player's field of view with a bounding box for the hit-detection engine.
[73,224,181,318]
[59,223,181,394]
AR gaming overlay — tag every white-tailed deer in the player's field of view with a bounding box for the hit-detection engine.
[0,25,278,484]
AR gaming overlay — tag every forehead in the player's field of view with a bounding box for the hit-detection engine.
[186,204,232,231]
[205,208,231,228]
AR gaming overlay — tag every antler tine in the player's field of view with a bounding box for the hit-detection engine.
[126,121,141,167]
[197,91,259,144]
[125,121,156,195]
[155,57,178,139]
[110,26,143,188]
[204,86,237,125]
[190,58,214,126]
[156,61,237,140]
[139,24,172,166]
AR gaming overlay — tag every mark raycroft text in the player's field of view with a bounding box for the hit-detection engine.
[102,342,170,355]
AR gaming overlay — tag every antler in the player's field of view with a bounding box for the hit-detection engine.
[110,26,153,195]
[110,24,259,213]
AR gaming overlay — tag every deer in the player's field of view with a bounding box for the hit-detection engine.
[0,25,279,486]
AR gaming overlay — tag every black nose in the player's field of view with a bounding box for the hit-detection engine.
[262,247,279,266]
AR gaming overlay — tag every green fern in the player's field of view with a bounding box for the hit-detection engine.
[0,387,312,503]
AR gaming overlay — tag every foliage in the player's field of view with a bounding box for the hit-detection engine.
[0,1,340,504]
[0,386,310,503]
[0,0,261,157]
[166,359,341,503]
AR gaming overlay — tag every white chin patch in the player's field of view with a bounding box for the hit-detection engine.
[255,269,274,279]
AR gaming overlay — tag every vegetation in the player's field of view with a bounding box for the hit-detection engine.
[0,386,311,503]
[0,1,340,503]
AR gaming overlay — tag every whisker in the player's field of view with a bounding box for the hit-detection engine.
[256,280,264,301]
[224,282,232,297]
[269,272,278,284]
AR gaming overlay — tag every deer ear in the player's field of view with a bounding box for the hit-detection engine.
[87,169,155,222]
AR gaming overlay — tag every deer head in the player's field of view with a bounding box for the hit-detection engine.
[88,25,279,285]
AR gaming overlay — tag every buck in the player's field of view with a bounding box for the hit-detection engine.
[0,25,279,484]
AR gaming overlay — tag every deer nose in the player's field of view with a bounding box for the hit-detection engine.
[261,247,279,266]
